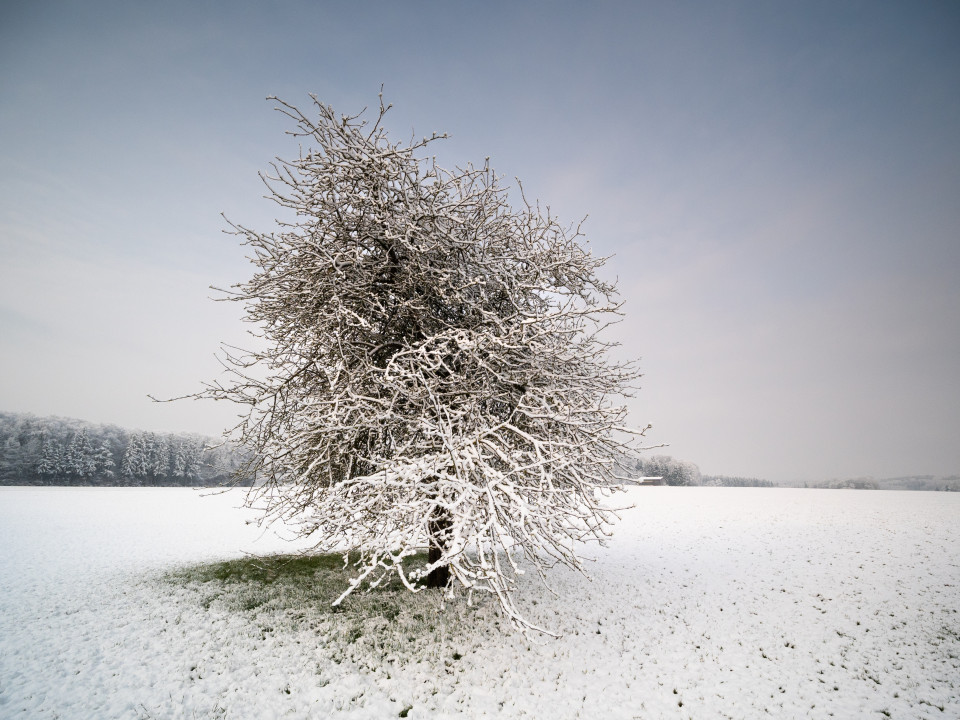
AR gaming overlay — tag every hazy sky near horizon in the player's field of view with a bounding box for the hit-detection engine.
[1,1,958,483]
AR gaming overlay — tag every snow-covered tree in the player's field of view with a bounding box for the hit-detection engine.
[36,432,63,483]
[2,435,23,483]
[121,432,148,483]
[66,429,97,480]
[200,95,644,628]
[635,455,701,486]
[182,439,204,482]
[171,439,187,479]
[94,441,115,480]
[147,433,171,481]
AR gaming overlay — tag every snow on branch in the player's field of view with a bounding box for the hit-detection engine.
[201,94,646,632]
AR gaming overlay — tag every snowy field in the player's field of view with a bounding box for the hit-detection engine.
[1,487,958,719]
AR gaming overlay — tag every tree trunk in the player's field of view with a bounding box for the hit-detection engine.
[425,509,451,588]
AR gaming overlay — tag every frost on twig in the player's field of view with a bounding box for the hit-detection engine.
[201,94,645,633]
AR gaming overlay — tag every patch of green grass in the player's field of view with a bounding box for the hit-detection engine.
[171,551,369,586]
[164,550,432,619]
[160,549,496,667]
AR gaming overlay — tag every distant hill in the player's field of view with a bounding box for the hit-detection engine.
[781,475,960,491]
[0,411,246,487]
[872,475,960,491]
[623,451,957,491]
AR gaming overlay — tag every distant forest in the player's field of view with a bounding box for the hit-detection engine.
[629,454,775,487]
[629,455,959,491]
[0,411,245,486]
[797,476,960,491]
[4,411,954,491]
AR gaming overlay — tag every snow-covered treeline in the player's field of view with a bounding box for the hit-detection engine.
[801,476,960,491]
[631,454,703,486]
[0,411,244,486]
[702,475,776,488]
[629,458,775,487]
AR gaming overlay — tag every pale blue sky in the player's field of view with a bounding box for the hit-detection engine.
[2,1,958,483]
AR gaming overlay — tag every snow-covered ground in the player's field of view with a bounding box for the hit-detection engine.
[1,487,958,719]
